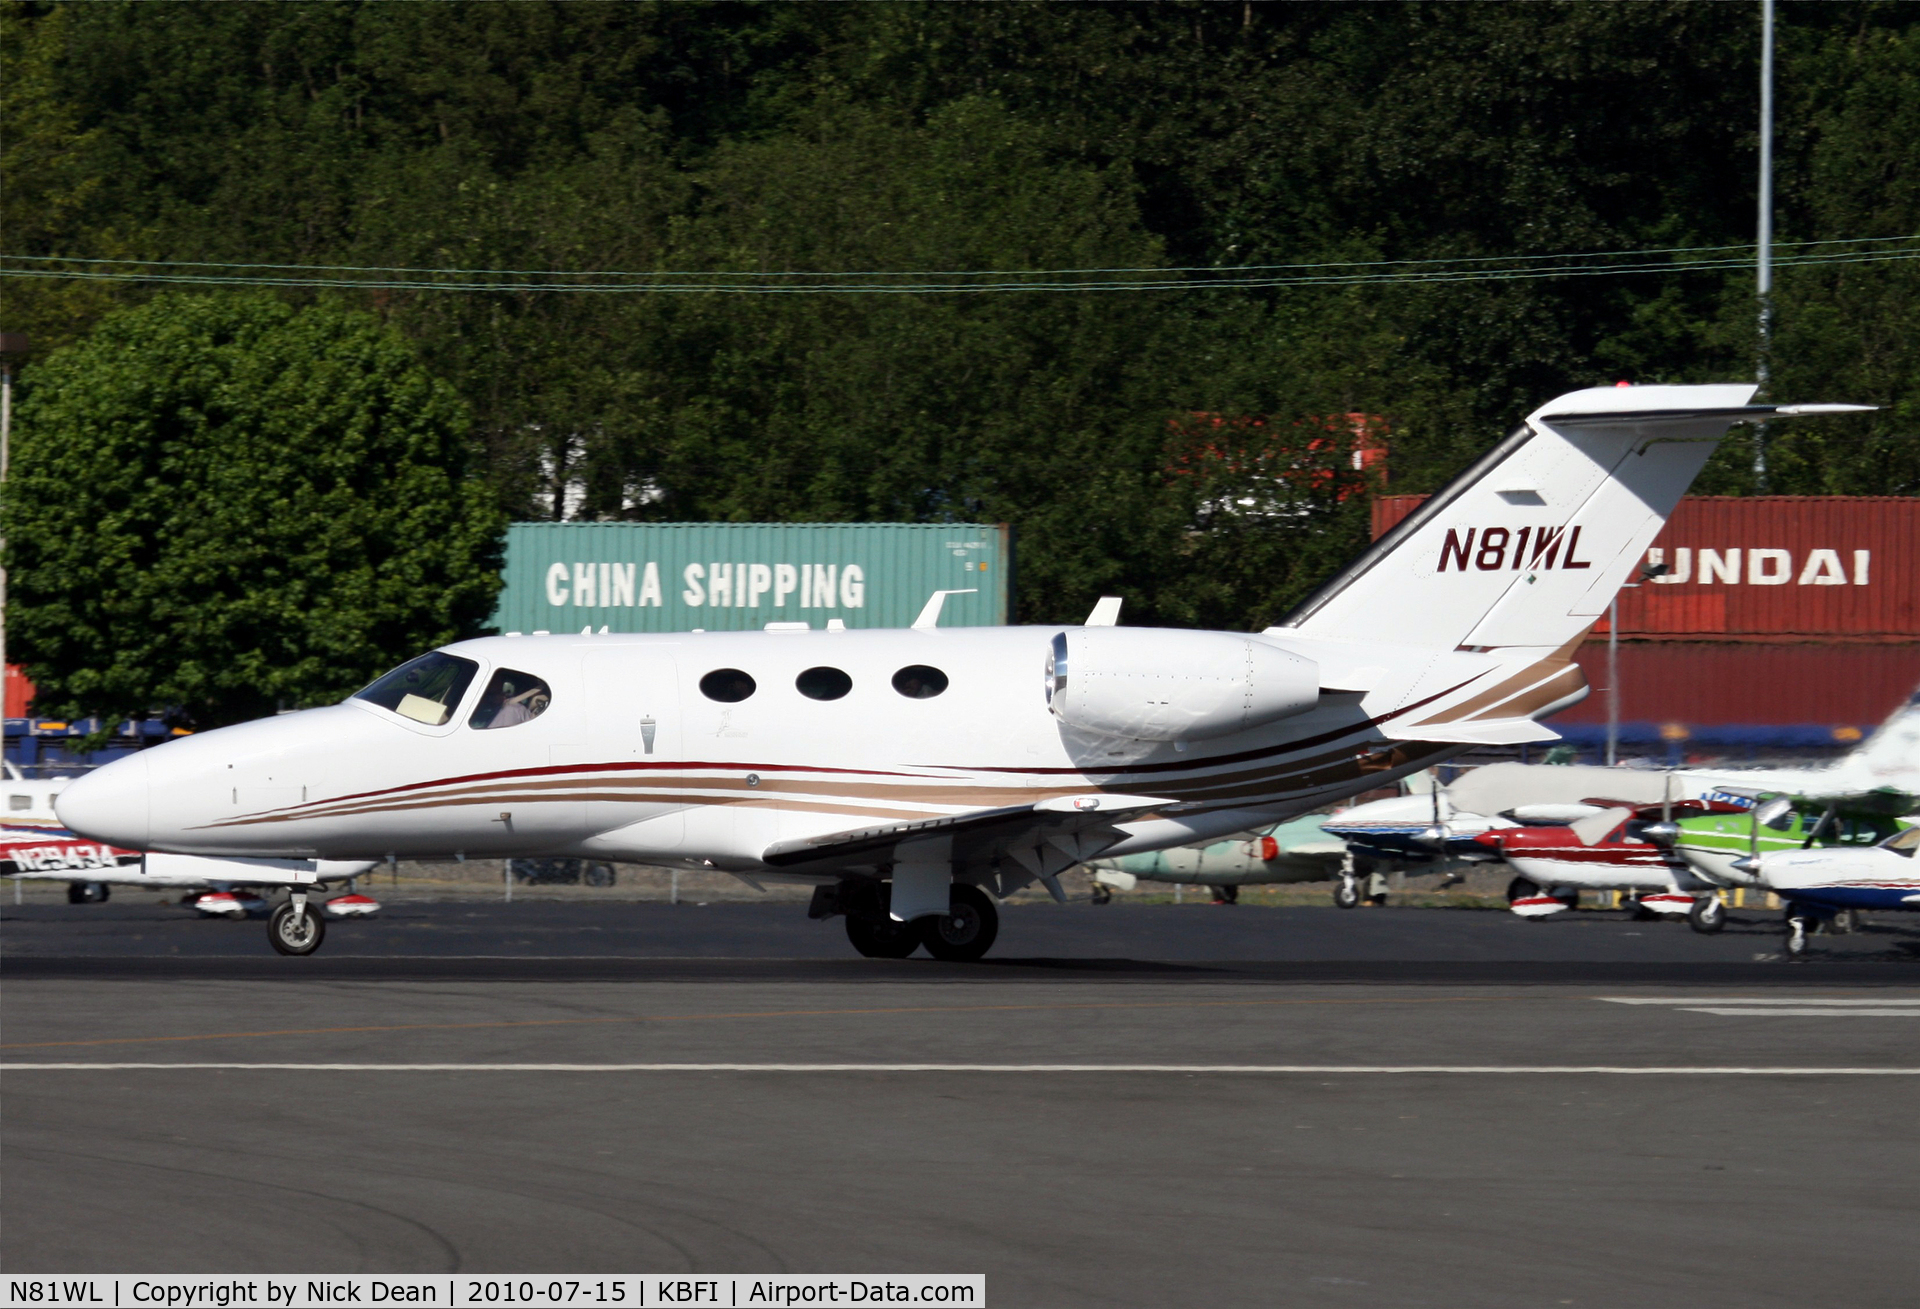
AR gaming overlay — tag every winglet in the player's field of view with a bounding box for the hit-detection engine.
[1084,596,1123,626]
[912,589,978,629]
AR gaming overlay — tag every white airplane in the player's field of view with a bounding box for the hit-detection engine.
[1742,824,1920,956]
[54,384,1870,958]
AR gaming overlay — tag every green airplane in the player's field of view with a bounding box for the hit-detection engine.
[1087,811,1351,904]
[1654,788,1916,890]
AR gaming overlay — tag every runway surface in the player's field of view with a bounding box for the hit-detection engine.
[5,901,1918,1306]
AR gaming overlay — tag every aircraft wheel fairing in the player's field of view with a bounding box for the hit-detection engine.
[1505,877,1540,905]
[1688,895,1726,934]
[269,901,327,956]
[845,912,920,959]
[919,884,999,962]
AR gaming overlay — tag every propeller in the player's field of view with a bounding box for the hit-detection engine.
[1641,774,1680,845]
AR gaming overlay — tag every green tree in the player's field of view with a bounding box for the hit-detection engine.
[2,293,506,728]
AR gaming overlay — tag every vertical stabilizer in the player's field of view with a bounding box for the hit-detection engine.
[1274,386,1867,654]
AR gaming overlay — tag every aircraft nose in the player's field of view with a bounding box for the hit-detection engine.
[55,752,151,848]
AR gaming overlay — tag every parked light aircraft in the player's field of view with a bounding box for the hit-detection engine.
[3,770,376,909]
[1085,811,1351,903]
[1744,824,1920,956]
[55,384,1869,958]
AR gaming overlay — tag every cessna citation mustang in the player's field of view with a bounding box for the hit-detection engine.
[56,384,1868,958]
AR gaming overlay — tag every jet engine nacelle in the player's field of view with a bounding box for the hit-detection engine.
[1045,629,1321,742]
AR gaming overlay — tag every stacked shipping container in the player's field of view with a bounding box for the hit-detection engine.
[1371,496,1919,754]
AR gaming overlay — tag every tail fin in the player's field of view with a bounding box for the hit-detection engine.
[1274,385,1870,653]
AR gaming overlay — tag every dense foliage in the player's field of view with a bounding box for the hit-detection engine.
[3,1,1915,652]
[1,295,506,726]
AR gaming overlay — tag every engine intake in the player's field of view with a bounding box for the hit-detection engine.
[1045,628,1321,741]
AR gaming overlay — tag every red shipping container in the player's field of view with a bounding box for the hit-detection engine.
[1553,643,1917,741]
[4,664,31,719]
[1372,495,1918,641]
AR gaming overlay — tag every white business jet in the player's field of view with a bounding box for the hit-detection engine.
[55,384,1868,958]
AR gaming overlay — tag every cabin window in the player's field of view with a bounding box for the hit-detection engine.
[354,652,480,726]
[700,668,757,703]
[470,669,553,730]
[892,665,949,699]
[796,666,853,701]
[8,794,29,811]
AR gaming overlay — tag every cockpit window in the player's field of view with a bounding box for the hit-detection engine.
[354,652,480,726]
[1882,826,1920,856]
[470,669,553,730]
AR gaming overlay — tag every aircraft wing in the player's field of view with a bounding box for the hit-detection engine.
[761,793,1184,895]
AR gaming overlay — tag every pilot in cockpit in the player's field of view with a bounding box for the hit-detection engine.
[471,669,552,730]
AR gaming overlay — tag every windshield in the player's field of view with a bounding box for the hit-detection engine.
[1881,826,1920,856]
[353,652,480,726]
[471,669,553,730]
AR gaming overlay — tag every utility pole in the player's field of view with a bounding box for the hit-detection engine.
[1753,0,1775,491]
[0,333,27,717]
[1606,595,1620,767]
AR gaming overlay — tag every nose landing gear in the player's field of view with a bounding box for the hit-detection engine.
[269,889,327,956]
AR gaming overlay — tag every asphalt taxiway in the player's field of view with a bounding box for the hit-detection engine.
[5,901,1917,1307]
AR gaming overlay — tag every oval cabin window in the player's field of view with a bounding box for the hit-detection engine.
[700,668,757,703]
[796,666,853,701]
[892,665,949,699]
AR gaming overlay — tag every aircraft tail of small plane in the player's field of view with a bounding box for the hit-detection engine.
[1273,384,1871,657]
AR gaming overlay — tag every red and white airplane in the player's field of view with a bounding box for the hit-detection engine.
[54,384,1869,958]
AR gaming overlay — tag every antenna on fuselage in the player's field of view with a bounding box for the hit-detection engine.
[912,589,978,630]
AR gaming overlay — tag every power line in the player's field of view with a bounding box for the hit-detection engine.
[1,234,1906,280]
[2,238,1914,296]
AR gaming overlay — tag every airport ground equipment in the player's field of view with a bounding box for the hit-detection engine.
[54,385,1872,958]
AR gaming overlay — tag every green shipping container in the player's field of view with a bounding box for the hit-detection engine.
[492,522,1012,634]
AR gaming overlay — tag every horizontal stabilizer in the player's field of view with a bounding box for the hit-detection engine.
[1386,718,1563,746]
[1541,403,1874,428]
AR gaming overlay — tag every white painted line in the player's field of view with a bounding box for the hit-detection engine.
[1680,1007,1920,1017]
[1600,997,1920,1006]
[4,1063,1917,1075]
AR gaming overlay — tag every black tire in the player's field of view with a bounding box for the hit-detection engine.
[1211,884,1240,905]
[1506,877,1540,905]
[845,912,920,959]
[268,901,326,956]
[583,863,617,888]
[1688,894,1727,934]
[1089,883,1113,906]
[918,884,1000,962]
[1554,888,1579,910]
[66,882,89,904]
[1334,879,1361,910]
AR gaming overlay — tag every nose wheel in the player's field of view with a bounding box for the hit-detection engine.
[1688,894,1727,934]
[269,892,327,956]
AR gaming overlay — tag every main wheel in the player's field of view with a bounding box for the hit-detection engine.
[1090,883,1113,906]
[1688,894,1727,934]
[1506,876,1540,905]
[918,884,1000,962]
[268,901,327,956]
[1211,884,1240,905]
[1334,878,1361,909]
[845,912,920,959]
[583,862,617,888]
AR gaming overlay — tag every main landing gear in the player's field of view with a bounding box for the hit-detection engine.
[269,888,326,956]
[828,880,1001,962]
